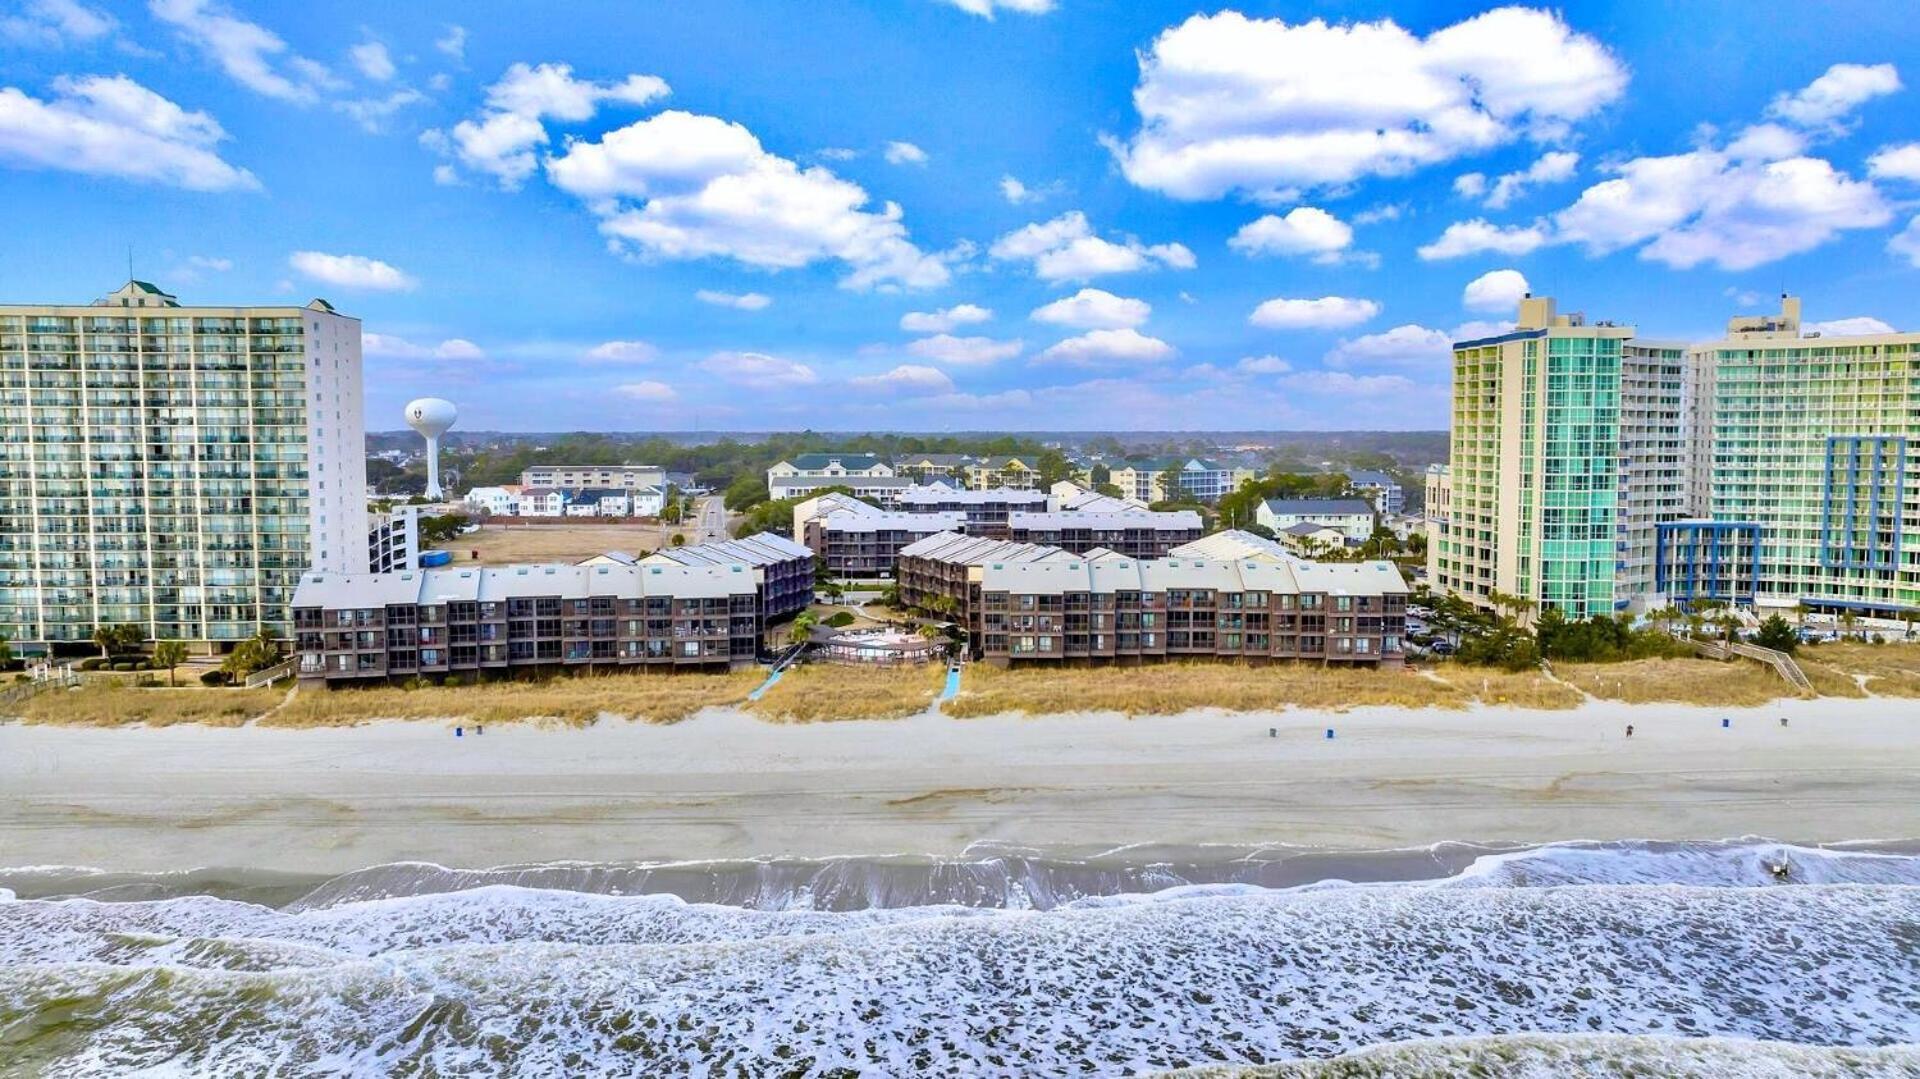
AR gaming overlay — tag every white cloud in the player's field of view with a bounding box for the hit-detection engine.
[700,350,818,387]
[148,0,341,103]
[696,289,772,311]
[1279,370,1419,396]
[584,340,660,363]
[937,0,1055,18]
[1324,324,1452,368]
[615,380,677,403]
[1889,216,1920,267]
[1766,62,1901,128]
[817,147,858,161]
[1038,327,1175,366]
[1417,218,1549,260]
[1552,146,1890,271]
[1451,319,1515,340]
[349,39,394,82]
[547,110,953,290]
[989,210,1194,281]
[186,254,231,271]
[905,334,1022,365]
[1453,172,1488,198]
[1111,7,1626,199]
[431,163,459,186]
[1236,354,1292,374]
[1723,286,1762,307]
[1228,207,1352,261]
[1867,143,1920,182]
[1030,288,1151,330]
[850,364,954,395]
[335,88,424,133]
[1352,203,1405,225]
[900,304,991,332]
[1805,317,1895,336]
[0,75,259,191]
[432,62,671,189]
[1248,295,1380,330]
[288,251,416,291]
[1483,150,1579,208]
[1,0,115,47]
[1462,268,1530,313]
[435,25,467,60]
[883,140,928,166]
[363,333,481,360]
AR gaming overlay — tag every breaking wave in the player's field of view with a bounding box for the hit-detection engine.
[3,841,1918,1076]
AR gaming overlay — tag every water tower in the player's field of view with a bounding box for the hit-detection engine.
[404,397,457,500]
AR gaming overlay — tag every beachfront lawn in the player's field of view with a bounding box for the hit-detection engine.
[7,683,287,727]
[746,662,946,722]
[264,670,762,728]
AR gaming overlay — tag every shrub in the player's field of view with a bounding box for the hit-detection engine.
[824,611,856,628]
[79,657,106,671]
[12,673,27,683]
[1754,614,1797,654]
[111,661,135,672]
[199,669,231,687]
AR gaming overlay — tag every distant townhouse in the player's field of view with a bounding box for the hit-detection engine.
[1276,523,1352,556]
[1256,498,1376,543]
[804,510,969,578]
[768,453,894,486]
[516,488,566,517]
[1107,457,1236,503]
[1049,480,1148,513]
[895,453,973,482]
[463,485,520,517]
[520,464,667,491]
[1344,470,1406,515]
[1006,510,1204,558]
[565,489,632,517]
[768,473,916,505]
[896,485,1049,536]
[965,456,1039,490]
[292,560,765,684]
[790,491,881,540]
[629,485,667,518]
[641,531,814,622]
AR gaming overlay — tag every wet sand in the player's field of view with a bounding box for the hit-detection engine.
[2,698,1917,873]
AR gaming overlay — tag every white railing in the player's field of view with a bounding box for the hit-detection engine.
[244,658,298,689]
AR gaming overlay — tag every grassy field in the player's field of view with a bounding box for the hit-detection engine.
[266,670,761,728]
[745,662,946,723]
[437,524,682,565]
[7,684,286,727]
[1430,666,1586,710]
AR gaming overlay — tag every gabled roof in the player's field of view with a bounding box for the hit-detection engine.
[1263,498,1375,516]
[1345,469,1397,486]
[1281,522,1344,536]
[1170,529,1307,565]
[786,452,887,470]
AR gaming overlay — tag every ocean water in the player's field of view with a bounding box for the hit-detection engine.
[2,840,1919,1077]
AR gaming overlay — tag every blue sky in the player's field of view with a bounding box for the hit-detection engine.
[4,0,1919,431]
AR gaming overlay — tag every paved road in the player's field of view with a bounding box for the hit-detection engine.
[695,495,729,542]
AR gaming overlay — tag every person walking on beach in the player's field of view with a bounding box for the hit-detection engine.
[1625,724,1634,738]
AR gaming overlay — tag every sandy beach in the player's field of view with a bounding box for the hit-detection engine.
[2,698,1918,873]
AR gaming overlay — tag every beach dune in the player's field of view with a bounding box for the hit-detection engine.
[2,699,1917,873]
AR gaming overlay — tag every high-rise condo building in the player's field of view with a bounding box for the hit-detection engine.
[1432,292,1918,624]
[0,280,366,650]
[1667,296,1918,618]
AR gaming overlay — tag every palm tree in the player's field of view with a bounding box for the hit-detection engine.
[787,612,817,648]
[152,640,187,687]
[91,625,117,661]
[1839,609,1860,640]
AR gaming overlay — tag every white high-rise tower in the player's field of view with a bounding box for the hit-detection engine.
[404,397,457,499]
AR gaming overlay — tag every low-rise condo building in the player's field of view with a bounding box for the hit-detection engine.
[896,485,1048,536]
[1344,470,1406,515]
[767,453,893,486]
[1007,510,1204,558]
[803,510,969,577]
[965,456,1039,490]
[292,559,764,683]
[768,473,915,505]
[521,464,666,491]
[1108,457,1238,503]
[642,531,813,621]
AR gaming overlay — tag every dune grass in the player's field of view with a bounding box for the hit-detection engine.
[745,662,946,723]
[1431,666,1586,710]
[1798,641,1920,697]
[1556,658,1796,706]
[264,669,760,728]
[8,684,286,728]
[943,661,1471,718]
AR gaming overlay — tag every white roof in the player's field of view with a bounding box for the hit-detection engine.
[1171,529,1309,565]
[1009,510,1203,530]
[293,559,760,608]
